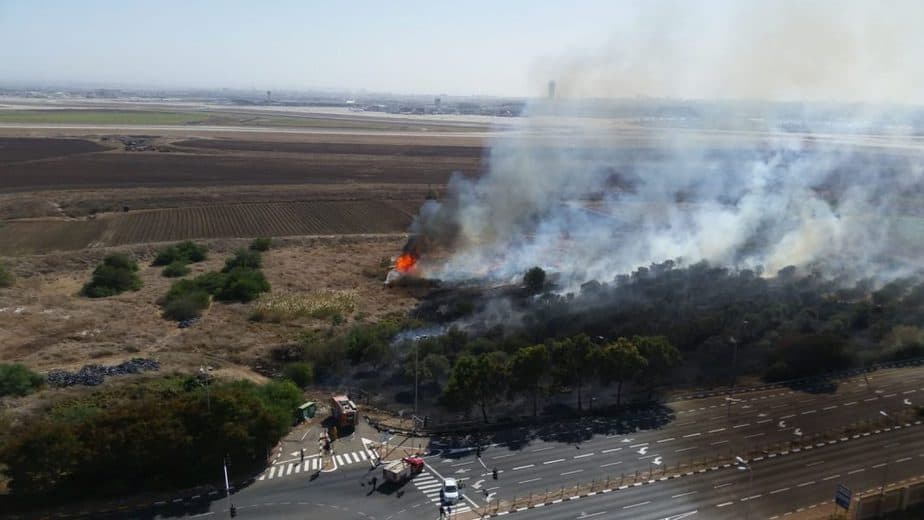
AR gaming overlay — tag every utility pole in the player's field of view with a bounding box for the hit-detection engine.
[224,456,233,518]
[414,340,419,416]
[736,456,753,520]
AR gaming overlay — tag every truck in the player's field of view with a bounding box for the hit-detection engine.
[330,394,358,430]
[382,456,424,483]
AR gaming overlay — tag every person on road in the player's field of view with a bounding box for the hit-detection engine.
[439,505,445,519]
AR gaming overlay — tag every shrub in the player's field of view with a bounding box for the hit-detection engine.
[0,363,44,397]
[250,237,272,252]
[163,290,210,321]
[282,362,314,388]
[81,254,142,298]
[192,271,227,294]
[0,262,13,288]
[162,261,191,278]
[524,266,546,293]
[222,249,262,272]
[214,267,270,303]
[153,241,207,266]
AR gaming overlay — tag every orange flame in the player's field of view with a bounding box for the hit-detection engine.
[395,252,417,273]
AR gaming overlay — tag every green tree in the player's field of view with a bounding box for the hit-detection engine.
[524,266,546,293]
[550,335,597,411]
[213,267,270,302]
[420,353,450,386]
[508,344,548,416]
[443,352,508,422]
[0,363,45,397]
[282,362,314,388]
[633,336,681,400]
[81,254,142,298]
[598,338,648,408]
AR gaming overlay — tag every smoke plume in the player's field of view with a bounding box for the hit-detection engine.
[405,1,924,289]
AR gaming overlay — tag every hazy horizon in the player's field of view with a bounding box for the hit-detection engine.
[3,0,924,103]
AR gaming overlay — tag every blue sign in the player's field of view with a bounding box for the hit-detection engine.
[835,484,852,509]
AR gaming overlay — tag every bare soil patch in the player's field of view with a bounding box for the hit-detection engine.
[0,137,108,164]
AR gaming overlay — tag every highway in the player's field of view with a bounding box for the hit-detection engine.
[438,366,924,505]
[510,422,924,519]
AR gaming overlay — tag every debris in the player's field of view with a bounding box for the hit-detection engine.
[46,358,160,387]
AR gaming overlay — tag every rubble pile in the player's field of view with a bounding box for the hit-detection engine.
[47,358,160,387]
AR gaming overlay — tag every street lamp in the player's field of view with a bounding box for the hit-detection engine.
[736,456,753,520]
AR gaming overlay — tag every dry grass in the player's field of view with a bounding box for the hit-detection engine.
[251,290,358,322]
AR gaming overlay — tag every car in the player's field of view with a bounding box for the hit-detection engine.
[441,477,460,504]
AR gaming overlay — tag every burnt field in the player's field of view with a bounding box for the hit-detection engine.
[0,137,109,164]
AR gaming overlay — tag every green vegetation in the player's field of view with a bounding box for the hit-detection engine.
[162,261,191,278]
[0,377,301,501]
[223,249,262,271]
[249,237,272,252]
[0,363,44,397]
[153,241,208,266]
[282,362,314,388]
[81,254,142,298]
[159,251,270,321]
[0,110,211,125]
[0,262,13,288]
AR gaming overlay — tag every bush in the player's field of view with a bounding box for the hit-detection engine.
[162,289,210,321]
[162,261,191,278]
[192,271,227,294]
[524,266,546,293]
[81,254,142,298]
[0,363,44,397]
[223,249,262,272]
[0,262,13,288]
[152,241,207,266]
[282,362,314,388]
[250,237,272,252]
[214,267,270,303]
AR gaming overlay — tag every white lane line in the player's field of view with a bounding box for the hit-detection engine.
[518,478,541,484]
[543,459,565,465]
[780,414,796,419]
[797,481,816,487]
[672,491,698,499]
[822,474,841,481]
[512,464,534,471]
[733,423,750,428]
[884,393,897,398]
[575,512,606,519]
[843,401,857,406]
[805,460,825,468]
[847,468,865,475]
[744,432,765,439]
[683,433,702,438]
[714,482,733,489]
[658,438,676,443]
[801,410,817,415]
[600,461,622,468]
[896,457,912,463]
[756,419,772,424]
[872,463,886,469]
[676,446,697,453]
[623,501,651,510]
[717,501,734,508]
[561,469,584,476]
[531,447,553,452]
[574,452,594,459]
[602,448,622,454]
[708,428,726,433]
[630,443,649,448]
[770,487,790,495]
[823,406,837,411]
[864,397,877,402]
[711,440,729,446]
[492,454,514,460]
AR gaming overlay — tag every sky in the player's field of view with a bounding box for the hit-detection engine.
[0,0,617,97]
[1,0,923,103]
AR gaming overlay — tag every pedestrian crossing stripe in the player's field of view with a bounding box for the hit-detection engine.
[411,471,472,514]
[258,449,374,480]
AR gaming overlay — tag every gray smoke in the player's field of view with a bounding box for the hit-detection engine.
[406,2,924,289]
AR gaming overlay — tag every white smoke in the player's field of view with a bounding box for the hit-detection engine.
[407,2,924,289]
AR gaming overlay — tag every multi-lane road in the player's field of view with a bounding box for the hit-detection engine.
[123,365,923,520]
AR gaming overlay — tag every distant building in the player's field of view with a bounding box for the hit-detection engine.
[548,80,556,100]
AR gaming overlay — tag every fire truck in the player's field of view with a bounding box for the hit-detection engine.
[330,394,358,430]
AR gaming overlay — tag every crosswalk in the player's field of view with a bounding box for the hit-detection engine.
[258,449,375,481]
[411,471,472,515]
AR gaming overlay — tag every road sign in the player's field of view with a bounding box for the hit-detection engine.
[835,484,852,509]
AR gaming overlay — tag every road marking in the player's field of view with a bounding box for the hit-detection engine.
[884,393,897,398]
[531,447,553,452]
[780,414,795,419]
[801,410,817,415]
[601,448,622,454]
[491,454,514,460]
[658,437,676,443]
[872,463,886,469]
[623,501,650,510]
[561,469,584,476]
[823,406,837,411]
[847,468,865,475]
[683,433,701,438]
[577,512,607,518]
[717,501,734,508]
[512,464,534,471]
[733,423,750,428]
[797,481,816,487]
[822,474,840,481]
[864,397,877,402]
[896,457,912,463]
[714,482,733,489]
[843,401,857,406]
[600,461,622,468]
[744,432,765,439]
[630,443,649,448]
[770,487,790,495]
[574,453,594,459]
[805,460,825,468]
[756,419,772,424]
[675,446,697,453]
[451,460,474,467]
[708,428,726,433]
[711,440,729,446]
[672,491,698,499]
[518,478,541,484]
[544,459,565,465]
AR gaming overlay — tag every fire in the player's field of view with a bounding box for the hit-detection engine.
[395,252,417,273]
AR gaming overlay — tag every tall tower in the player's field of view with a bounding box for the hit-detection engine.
[547,80,556,100]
